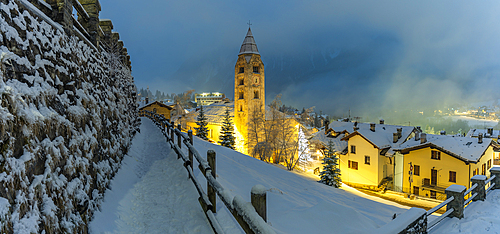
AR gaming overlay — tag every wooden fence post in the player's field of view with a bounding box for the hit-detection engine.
[207,150,216,213]
[188,130,194,170]
[177,124,182,159]
[170,121,174,143]
[251,184,267,222]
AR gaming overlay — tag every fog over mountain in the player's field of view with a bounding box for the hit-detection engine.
[100,0,500,117]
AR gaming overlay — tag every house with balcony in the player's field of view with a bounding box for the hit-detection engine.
[394,133,497,200]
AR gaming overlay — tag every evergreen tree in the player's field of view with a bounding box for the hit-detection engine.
[319,140,342,188]
[195,106,209,140]
[218,108,236,149]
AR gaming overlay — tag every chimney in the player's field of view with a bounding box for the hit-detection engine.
[380,119,385,124]
[353,126,359,131]
[440,130,446,135]
[416,126,421,132]
[397,128,402,139]
[421,133,427,144]
[393,133,398,143]
[370,123,376,132]
[415,132,421,141]
[479,133,483,144]
[488,128,493,136]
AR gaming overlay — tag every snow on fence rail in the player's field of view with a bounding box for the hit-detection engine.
[140,110,275,234]
[378,168,500,234]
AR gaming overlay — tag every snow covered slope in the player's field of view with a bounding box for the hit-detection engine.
[189,134,408,233]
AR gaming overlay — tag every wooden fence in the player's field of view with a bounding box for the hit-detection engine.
[140,110,275,234]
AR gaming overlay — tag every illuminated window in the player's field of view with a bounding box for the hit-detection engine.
[364,156,370,165]
[239,67,244,73]
[431,151,441,160]
[351,145,356,154]
[449,171,456,182]
[254,91,259,99]
[348,160,358,170]
[414,165,420,176]
[253,66,259,73]
[239,91,244,99]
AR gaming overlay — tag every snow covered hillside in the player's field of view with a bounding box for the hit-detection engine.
[93,118,410,233]
[0,1,138,233]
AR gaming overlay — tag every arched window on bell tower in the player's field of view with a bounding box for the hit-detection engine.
[239,91,244,99]
[254,91,259,99]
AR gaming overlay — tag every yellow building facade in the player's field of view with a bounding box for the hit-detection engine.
[339,123,416,190]
[139,101,173,119]
[234,27,265,154]
[396,134,496,200]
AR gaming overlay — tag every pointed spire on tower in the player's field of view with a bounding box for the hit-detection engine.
[239,22,259,55]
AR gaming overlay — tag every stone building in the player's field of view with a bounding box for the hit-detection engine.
[234,27,265,154]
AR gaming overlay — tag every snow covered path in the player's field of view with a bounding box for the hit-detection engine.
[89,120,213,234]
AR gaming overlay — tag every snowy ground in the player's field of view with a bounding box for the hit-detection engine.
[89,120,213,234]
[429,189,500,233]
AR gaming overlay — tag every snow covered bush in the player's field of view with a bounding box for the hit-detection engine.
[0,1,139,233]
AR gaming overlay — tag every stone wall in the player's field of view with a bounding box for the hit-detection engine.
[0,0,139,232]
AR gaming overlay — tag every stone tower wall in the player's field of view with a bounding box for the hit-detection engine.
[234,53,265,154]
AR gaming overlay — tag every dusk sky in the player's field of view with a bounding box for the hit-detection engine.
[99,0,500,116]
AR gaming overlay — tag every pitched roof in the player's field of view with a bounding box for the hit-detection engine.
[239,27,259,55]
[139,101,173,110]
[309,129,348,154]
[466,128,500,138]
[340,122,415,150]
[395,134,493,163]
[185,102,234,125]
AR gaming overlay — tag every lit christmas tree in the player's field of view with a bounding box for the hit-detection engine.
[218,108,236,149]
[195,106,209,140]
[298,127,312,170]
[319,140,342,188]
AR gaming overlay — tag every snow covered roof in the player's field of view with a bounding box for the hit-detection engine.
[239,27,259,55]
[395,134,494,163]
[466,128,500,138]
[340,122,416,151]
[139,101,173,110]
[310,129,348,154]
[185,102,234,125]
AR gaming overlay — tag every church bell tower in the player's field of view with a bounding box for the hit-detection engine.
[234,26,265,154]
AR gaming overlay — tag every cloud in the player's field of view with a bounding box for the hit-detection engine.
[100,0,500,116]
